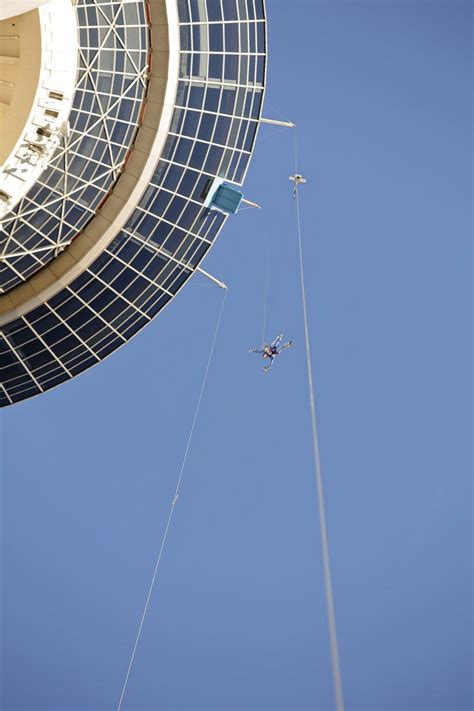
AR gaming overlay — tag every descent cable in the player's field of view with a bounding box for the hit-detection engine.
[117,287,228,711]
[292,133,345,711]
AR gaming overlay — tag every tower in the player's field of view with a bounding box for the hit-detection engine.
[0,0,266,406]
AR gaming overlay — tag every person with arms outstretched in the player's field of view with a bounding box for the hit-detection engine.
[249,333,293,372]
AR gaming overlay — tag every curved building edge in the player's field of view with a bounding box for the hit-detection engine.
[0,0,267,406]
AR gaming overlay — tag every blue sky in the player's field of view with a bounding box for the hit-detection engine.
[1,2,472,710]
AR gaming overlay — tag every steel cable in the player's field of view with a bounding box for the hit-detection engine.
[293,132,344,711]
[117,287,228,711]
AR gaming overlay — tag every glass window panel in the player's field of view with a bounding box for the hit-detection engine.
[204,145,223,173]
[41,323,70,346]
[51,334,83,358]
[163,164,184,192]
[179,204,201,230]
[221,0,238,21]
[136,213,158,239]
[149,221,173,248]
[225,23,239,52]
[100,297,129,323]
[213,116,232,144]
[209,24,223,52]
[220,88,237,115]
[204,87,220,112]
[165,196,187,223]
[197,112,216,142]
[189,141,208,168]
[182,111,200,137]
[174,137,193,164]
[209,54,223,80]
[206,2,221,21]
[189,84,205,107]
[149,191,172,217]
[177,0,191,22]
[180,25,192,51]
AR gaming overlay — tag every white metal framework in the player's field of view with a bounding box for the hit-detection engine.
[0,0,267,406]
[0,0,149,291]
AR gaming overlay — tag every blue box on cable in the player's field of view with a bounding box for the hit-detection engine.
[202,177,243,215]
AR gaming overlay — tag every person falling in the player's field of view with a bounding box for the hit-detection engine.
[249,333,293,372]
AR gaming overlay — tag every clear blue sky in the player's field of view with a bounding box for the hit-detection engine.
[1,2,472,710]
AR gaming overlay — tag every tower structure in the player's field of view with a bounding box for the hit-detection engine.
[0,0,266,406]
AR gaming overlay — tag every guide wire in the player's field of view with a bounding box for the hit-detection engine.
[260,126,291,141]
[262,228,270,345]
[117,287,228,711]
[293,132,345,711]
[261,193,295,346]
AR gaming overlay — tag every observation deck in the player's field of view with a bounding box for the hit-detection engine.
[0,0,267,406]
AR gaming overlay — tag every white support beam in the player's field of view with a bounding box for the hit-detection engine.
[260,117,296,128]
[196,267,227,290]
[241,197,261,209]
